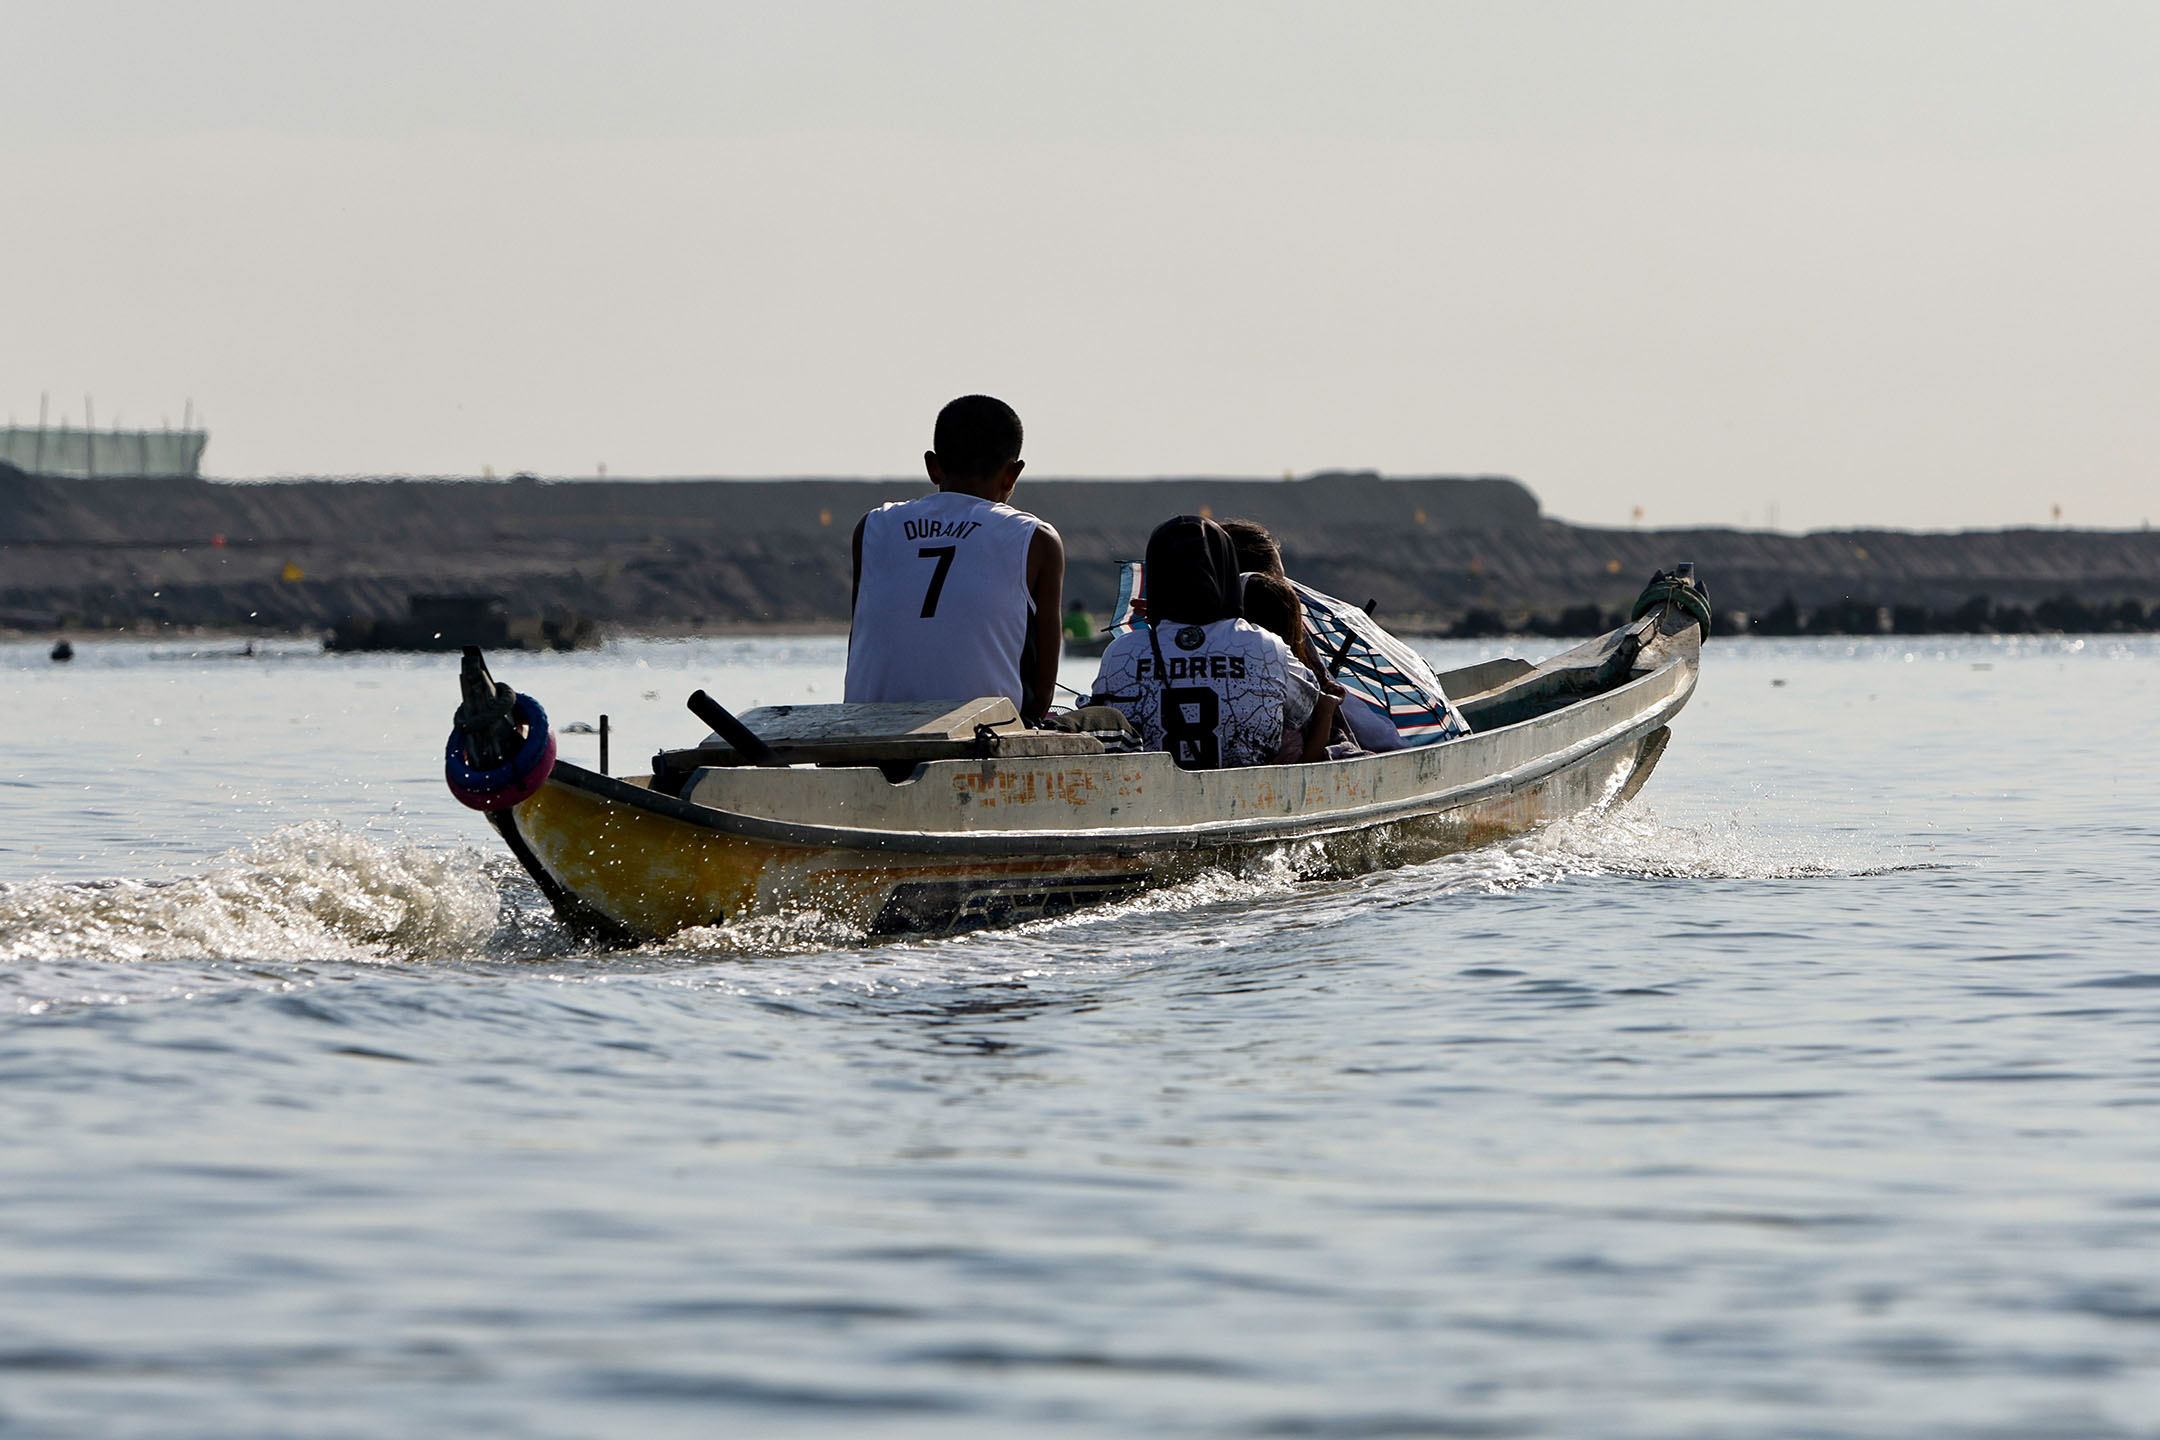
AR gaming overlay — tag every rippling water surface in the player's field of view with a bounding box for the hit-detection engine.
[2,634,2156,1438]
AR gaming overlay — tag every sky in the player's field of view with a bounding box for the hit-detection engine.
[5,0,2157,532]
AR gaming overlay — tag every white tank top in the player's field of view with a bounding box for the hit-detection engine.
[845,490,1041,709]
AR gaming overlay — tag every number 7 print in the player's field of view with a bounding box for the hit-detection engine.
[917,546,957,617]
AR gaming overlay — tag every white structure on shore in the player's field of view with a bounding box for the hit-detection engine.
[0,424,207,479]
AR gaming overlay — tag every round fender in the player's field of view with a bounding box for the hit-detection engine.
[445,693,557,810]
[449,728,556,811]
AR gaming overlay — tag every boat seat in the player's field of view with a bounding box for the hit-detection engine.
[650,697,1112,792]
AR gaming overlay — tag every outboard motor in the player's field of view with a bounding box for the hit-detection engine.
[444,647,557,811]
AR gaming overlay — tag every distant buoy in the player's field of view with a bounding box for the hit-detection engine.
[50,640,74,662]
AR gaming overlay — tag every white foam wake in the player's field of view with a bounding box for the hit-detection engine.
[1433,804,1908,889]
[803,807,1899,982]
[0,822,503,967]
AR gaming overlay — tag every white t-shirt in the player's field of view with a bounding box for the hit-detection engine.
[1091,618,1318,769]
[845,491,1041,709]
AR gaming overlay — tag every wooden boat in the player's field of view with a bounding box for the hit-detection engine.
[455,568,1709,944]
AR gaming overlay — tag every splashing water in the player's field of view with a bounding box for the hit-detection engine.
[0,822,502,968]
[640,806,1898,1005]
[1407,803,1918,893]
[0,795,1891,1006]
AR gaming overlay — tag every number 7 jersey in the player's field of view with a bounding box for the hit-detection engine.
[845,490,1043,709]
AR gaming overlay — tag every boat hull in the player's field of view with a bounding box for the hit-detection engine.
[493,649,1695,943]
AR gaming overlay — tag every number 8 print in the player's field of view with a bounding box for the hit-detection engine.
[1161,685,1219,769]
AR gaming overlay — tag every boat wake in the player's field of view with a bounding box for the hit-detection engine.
[0,804,1924,1012]
[0,822,506,976]
[661,908,875,960]
[1397,804,1918,893]
[974,802,1905,938]
[705,804,1928,999]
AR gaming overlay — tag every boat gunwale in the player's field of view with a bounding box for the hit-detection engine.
[530,655,1697,858]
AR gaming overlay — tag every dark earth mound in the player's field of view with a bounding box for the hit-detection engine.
[5,465,2157,635]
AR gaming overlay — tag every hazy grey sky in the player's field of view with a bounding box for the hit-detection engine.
[7,1,2157,530]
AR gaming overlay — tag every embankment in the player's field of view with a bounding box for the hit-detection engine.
[4,463,2157,632]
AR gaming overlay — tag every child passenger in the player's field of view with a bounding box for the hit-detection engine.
[1089,516,1316,770]
[1240,573,1355,763]
[1220,516,1406,755]
[1220,519,1327,674]
[844,395,1065,723]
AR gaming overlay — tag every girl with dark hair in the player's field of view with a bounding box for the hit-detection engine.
[1088,516,1318,770]
[1222,515,1405,756]
[1239,572,1350,763]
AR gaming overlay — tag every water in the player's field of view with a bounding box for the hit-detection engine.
[3,633,2157,1438]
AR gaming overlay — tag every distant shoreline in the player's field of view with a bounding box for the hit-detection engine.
[11,607,2157,647]
[6,466,2158,638]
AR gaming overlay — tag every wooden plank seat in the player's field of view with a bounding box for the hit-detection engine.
[651,698,1111,790]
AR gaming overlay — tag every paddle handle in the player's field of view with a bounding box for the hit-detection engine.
[687,690,784,766]
[1326,599,1379,677]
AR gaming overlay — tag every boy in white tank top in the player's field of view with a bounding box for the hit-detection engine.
[845,396,1066,722]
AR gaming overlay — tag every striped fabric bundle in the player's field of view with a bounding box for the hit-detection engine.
[1289,580,1468,745]
[1106,562,1467,746]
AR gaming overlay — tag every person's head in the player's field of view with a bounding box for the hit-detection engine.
[926,395,1024,499]
[1219,518,1285,578]
[1143,515,1241,626]
[1240,571,1304,650]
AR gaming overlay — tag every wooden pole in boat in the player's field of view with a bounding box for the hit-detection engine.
[598,714,610,775]
[687,690,784,766]
[1326,599,1379,677]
